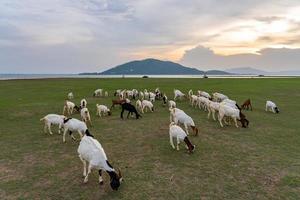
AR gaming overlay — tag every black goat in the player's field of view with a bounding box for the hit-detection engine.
[120,103,141,119]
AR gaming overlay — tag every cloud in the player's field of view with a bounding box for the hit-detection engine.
[180,46,300,71]
[1,0,300,73]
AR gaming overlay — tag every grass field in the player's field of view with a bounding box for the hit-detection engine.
[0,78,300,200]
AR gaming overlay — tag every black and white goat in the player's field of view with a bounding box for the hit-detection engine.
[78,134,123,190]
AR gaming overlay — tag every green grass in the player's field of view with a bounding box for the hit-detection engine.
[0,78,300,199]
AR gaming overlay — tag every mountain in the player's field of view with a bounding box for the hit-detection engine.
[225,67,267,75]
[205,70,232,75]
[99,58,205,75]
[226,67,300,75]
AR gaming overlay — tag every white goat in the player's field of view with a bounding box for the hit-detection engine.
[169,122,195,153]
[104,91,109,97]
[218,104,240,128]
[78,135,123,190]
[81,107,92,126]
[266,101,280,113]
[63,100,79,116]
[62,118,87,143]
[40,114,65,135]
[93,89,103,97]
[142,100,154,113]
[96,104,111,117]
[169,108,198,135]
[174,89,185,101]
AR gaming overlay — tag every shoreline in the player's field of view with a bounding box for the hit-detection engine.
[1,74,300,80]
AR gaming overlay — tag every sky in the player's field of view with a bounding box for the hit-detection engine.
[1,0,300,73]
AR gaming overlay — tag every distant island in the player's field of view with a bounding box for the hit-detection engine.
[79,58,232,75]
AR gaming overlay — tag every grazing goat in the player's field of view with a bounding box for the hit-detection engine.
[63,100,80,116]
[218,104,240,128]
[93,89,103,97]
[78,135,123,190]
[40,114,65,135]
[266,101,279,113]
[81,108,92,127]
[120,103,141,119]
[141,100,154,113]
[67,92,74,100]
[62,118,87,143]
[169,122,195,153]
[218,104,249,128]
[168,100,176,108]
[80,99,87,109]
[111,99,126,109]
[241,99,252,110]
[174,89,185,101]
[96,104,111,117]
[105,91,109,97]
[169,108,198,136]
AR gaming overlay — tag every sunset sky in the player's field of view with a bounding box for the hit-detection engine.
[1,0,300,73]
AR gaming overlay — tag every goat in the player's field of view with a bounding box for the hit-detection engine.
[111,99,126,109]
[105,91,109,97]
[62,118,88,143]
[266,101,279,113]
[241,99,252,110]
[96,104,111,117]
[40,114,65,135]
[120,103,141,119]
[174,89,185,101]
[169,122,195,153]
[81,108,92,127]
[78,135,123,190]
[93,89,103,97]
[63,100,80,116]
[169,108,198,136]
[141,100,154,113]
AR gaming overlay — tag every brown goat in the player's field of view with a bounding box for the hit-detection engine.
[241,99,252,111]
[111,99,126,109]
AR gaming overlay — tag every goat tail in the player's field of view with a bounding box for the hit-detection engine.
[40,117,45,121]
